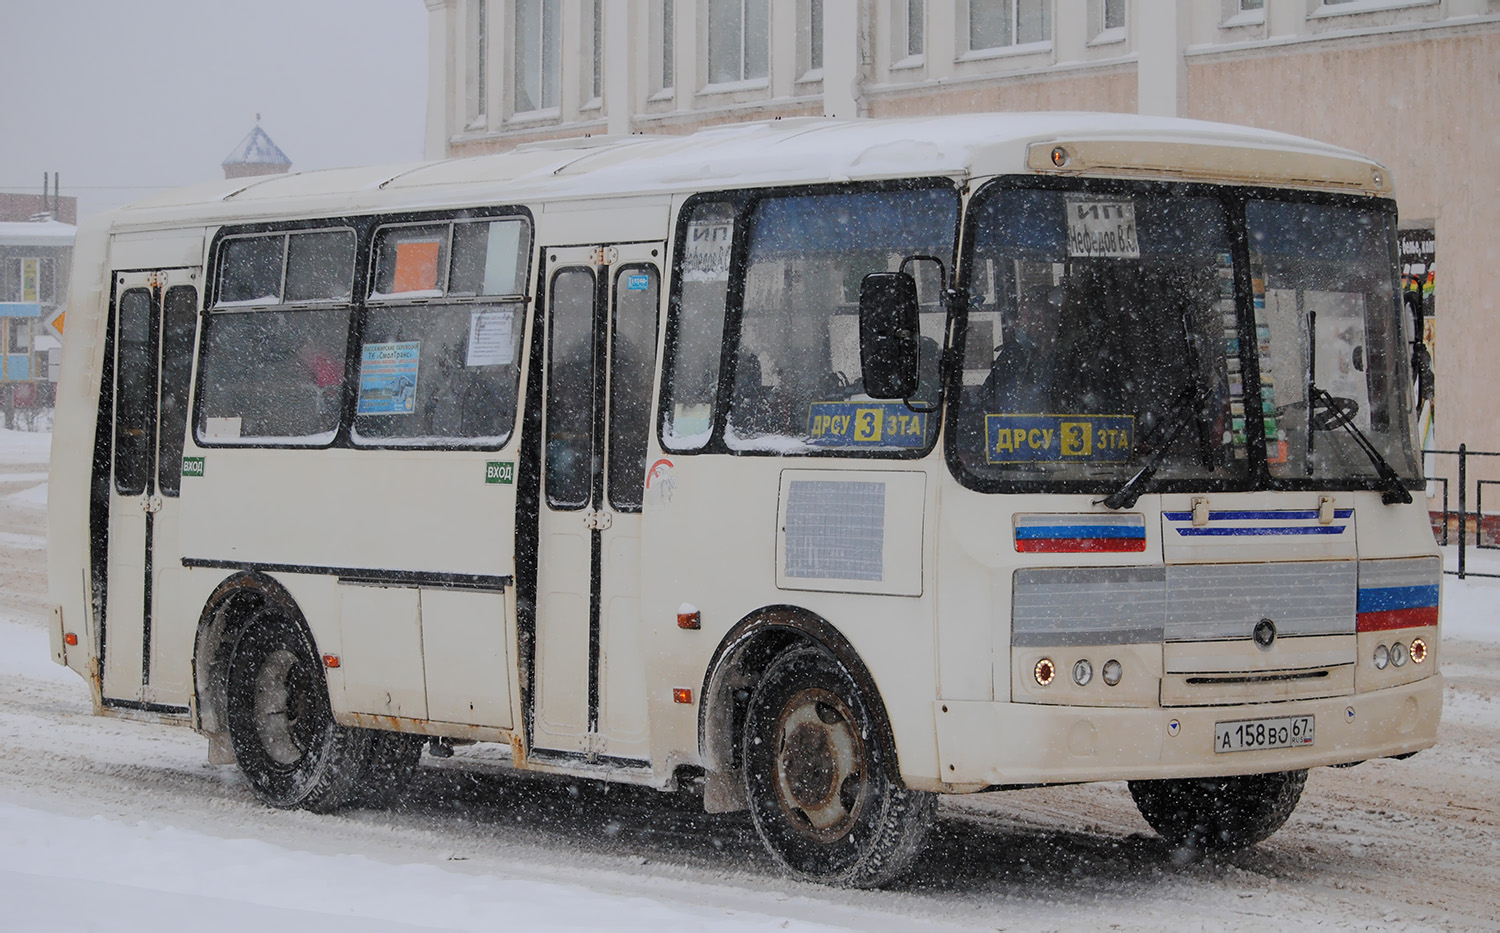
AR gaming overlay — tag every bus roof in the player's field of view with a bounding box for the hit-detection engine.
[105,112,1391,231]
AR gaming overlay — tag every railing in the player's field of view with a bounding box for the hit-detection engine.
[1423,445,1500,579]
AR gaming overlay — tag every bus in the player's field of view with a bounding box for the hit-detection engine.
[46,113,1441,887]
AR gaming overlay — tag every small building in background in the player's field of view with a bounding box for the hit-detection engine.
[0,215,73,421]
[222,121,292,179]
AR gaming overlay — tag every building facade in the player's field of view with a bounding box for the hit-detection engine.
[423,0,1498,463]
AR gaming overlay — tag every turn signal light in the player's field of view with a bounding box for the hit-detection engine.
[672,687,693,704]
[64,633,78,646]
[322,655,341,669]
[1411,638,1428,664]
[1034,658,1056,686]
[677,610,701,630]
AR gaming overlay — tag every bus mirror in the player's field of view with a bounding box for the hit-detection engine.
[859,272,920,400]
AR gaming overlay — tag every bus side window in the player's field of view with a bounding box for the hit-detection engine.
[157,285,197,496]
[661,200,735,450]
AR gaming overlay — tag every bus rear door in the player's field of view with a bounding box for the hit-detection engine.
[100,269,199,707]
[532,244,662,762]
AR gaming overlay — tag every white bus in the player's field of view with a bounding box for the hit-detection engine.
[47,113,1441,887]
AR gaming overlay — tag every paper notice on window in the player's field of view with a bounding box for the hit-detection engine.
[684,220,733,281]
[392,240,441,293]
[466,309,515,367]
[1066,199,1140,259]
[357,341,421,415]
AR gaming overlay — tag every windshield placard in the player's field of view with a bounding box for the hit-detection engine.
[986,414,1134,463]
[808,401,928,448]
[1066,199,1140,259]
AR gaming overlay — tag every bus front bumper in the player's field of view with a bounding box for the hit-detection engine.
[932,675,1442,787]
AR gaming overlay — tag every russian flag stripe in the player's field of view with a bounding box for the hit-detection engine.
[1357,607,1439,632]
[1357,584,1440,614]
[1016,537,1148,553]
[1015,525,1146,540]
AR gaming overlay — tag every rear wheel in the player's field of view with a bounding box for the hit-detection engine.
[225,612,372,812]
[1128,770,1307,852]
[742,646,934,888]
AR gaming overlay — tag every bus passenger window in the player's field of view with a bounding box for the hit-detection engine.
[351,302,523,447]
[218,235,285,305]
[371,224,450,298]
[449,219,530,297]
[661,200,735,450]
[285,230,355,303]
[196,306,350,444]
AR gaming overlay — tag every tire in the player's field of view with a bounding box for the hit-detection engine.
[351,731,425,809]
[225,612,372,812]
[1128,769,1307,852]
[742,646,935,888]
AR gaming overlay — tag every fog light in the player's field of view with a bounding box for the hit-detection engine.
[1411,638,1427,664]
[1102,659,1123,686]
[1392,641,1408,667]
[1034,658,1056,686]
[1374,644,1389,670]
[1072,659,1093,687]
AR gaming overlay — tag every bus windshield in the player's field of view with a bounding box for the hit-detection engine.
[951,182,1420,494]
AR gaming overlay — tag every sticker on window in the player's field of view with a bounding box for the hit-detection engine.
[392,240,441,293]
[985,414,1134,463]
[807,401,928,448]
[684,220,733,282]
[465,309,515,367]
[1066,199,1140,259]
[625,273,652,292]
[358,341,421,415]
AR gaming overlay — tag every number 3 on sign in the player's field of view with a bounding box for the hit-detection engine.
[853,408,883,443]
[1060,421,1092,457]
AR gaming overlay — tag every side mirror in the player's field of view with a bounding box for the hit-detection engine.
[859,272,919,400]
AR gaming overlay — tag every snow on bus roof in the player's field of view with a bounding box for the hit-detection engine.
[104,113,1383,227]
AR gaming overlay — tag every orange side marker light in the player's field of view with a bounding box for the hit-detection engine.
[323,655,341,669]
[64,633,78,646]
[672,688,693,704]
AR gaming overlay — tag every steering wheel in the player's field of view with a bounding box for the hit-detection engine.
[1310,394,1360,431]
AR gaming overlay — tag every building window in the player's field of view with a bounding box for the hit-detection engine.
[655,0,675,93]
[1090,0,1125,42]
[803,0,824,75]
[465,0,487,125]
[707,0,770,85]
[585,0,603,106]
[895,0,924,62]
[968,0,1051,52]
[514,0,560,113]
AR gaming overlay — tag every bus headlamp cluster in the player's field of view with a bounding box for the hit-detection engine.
[1033,656,1124,687]
[1373,638,1426,670]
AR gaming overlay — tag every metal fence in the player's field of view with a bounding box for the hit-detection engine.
[1423,445,1500,579]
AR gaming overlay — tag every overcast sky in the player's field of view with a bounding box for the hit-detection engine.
[0,0,429,220]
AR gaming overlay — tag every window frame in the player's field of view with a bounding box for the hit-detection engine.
[512,0,562,117]
[656,179,963,461]
[705,0,771,88]
[963,0,1054,57]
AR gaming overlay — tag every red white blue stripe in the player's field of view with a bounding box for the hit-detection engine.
[1163,508,1353,537]
[1014,513,1146,553]
[1357,557,1441,632]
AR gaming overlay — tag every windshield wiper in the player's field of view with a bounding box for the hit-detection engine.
[1309,385,1413,505]
[1100,382,1212,511]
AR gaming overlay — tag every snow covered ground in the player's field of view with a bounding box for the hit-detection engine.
[2,425,1497,931]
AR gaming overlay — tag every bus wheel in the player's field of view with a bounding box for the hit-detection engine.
[741,646,934,888]
[225,613,369,812]
[1128,770,1307,852]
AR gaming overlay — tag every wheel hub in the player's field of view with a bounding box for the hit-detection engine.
[253,647,313,766]
[774,688,865,840]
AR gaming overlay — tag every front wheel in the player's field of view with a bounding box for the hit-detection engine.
[742,646,934,888]
[1128,770,1307,852]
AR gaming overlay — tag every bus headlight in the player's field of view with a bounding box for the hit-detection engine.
[1101,659,1123,687]
[1374,644,1389,670]
[1072,659,1093,687]
[1392,642,1408,667]
[1034,658,1056,686]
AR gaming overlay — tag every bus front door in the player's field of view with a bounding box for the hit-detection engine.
[100,269,199,708]
[532,244,662,762]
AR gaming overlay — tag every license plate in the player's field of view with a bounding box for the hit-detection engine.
[1213,715,1315,753]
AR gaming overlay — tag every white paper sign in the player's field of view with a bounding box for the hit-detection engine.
[684,220,733,281]
[466,309,515,367]
[1066,199,1140,259]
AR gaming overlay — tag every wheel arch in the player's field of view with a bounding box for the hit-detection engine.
[696,605,903,811]
[192,571,321,746]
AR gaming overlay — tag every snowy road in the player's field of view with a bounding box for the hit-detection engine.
[2,426,1497,931]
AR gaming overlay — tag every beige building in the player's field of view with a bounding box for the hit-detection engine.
[423,0,1498,469]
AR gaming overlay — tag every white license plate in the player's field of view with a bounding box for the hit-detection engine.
[1213,715,1315,753]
